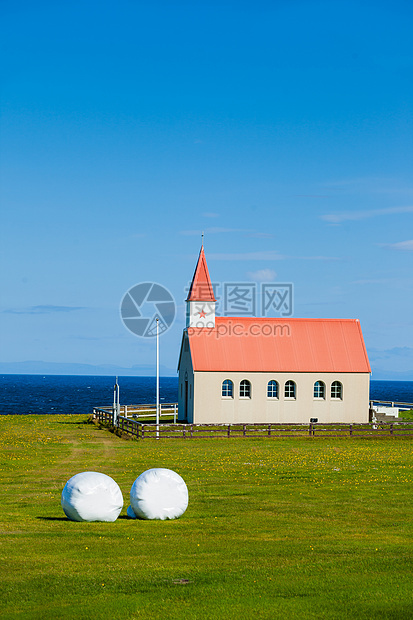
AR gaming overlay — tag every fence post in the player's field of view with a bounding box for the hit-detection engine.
[227,425,230,438]
[174,404,177,424]
[243,424,246,437]
[124,405,128,418]
[309,423,313,436]
[190,425,193,438]
[390,423,393,436]
[183,429,186,439]
[141,425,145,439]
[268,424,271,437]
[349,424,353,436]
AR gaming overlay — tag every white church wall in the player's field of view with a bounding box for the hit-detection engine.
[191,371,370,424]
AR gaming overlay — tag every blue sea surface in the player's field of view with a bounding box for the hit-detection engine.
[0,375,412,415]
[369,380,413,404]
[0,375,178,415]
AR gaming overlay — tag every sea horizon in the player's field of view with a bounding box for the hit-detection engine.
[1,374,412,416]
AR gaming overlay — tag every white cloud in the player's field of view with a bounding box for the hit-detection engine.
[181,228,276,238]
[385,240,413,251]
[2,305,86,315]
[368,347,413,364]
[352,279,393,285]
[318,176,413,196]
[209,251,286,261]
[208,252,340,261]
[246,232,274,238]
[247,269,277,281]
[180,227,247,236]
[296,255,341,261]
[321,206,413,224]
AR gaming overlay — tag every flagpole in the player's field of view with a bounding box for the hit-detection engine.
[156,318,159,439]
[116,379,120,424]
[113,376,119,426]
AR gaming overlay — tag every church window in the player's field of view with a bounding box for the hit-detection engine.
[284,380,296,399]
[240,380,251,398]
[267,380,278,398]
[331,381,343,399]
[314,381,325,399]
[222,379,233,398]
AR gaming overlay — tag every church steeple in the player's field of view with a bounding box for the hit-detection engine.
[186,245,216,328]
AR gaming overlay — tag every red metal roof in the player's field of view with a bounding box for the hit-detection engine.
[186,317,371,373]
[186,246,216,302]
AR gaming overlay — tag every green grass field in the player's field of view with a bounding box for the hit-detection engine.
[1,415,413,619]
[400,409,413,420]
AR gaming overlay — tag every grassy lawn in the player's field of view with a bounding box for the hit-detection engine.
[1,415,413,619]
[400,409,413,420]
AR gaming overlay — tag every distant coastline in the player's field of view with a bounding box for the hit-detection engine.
[0,361,412,381]
[0,361,176,377]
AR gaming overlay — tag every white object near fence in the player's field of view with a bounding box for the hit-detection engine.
[113,377,120,426]
[373,405,399,418]
[61,471,123,522]
[128,468,189,520]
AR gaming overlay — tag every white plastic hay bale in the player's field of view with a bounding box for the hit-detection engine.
[61,472,123,522]
[130,468,189,520]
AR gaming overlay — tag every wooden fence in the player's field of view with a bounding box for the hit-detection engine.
[92,408,413,440]
[94,403,177,422]
[370,400,413,408]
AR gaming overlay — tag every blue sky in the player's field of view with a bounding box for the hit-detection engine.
[1,0,412,378]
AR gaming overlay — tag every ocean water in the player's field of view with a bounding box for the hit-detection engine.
[0,375,178,415]
[0,375,412,416]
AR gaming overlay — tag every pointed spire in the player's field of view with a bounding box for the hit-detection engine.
[186,245,216,302]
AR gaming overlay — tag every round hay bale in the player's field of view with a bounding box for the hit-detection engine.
[61,471,123,522]
[130,468,188,520]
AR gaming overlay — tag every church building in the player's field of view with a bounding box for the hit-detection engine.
[177,245,371,424]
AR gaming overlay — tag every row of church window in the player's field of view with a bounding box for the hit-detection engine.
[222,379,343,400]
